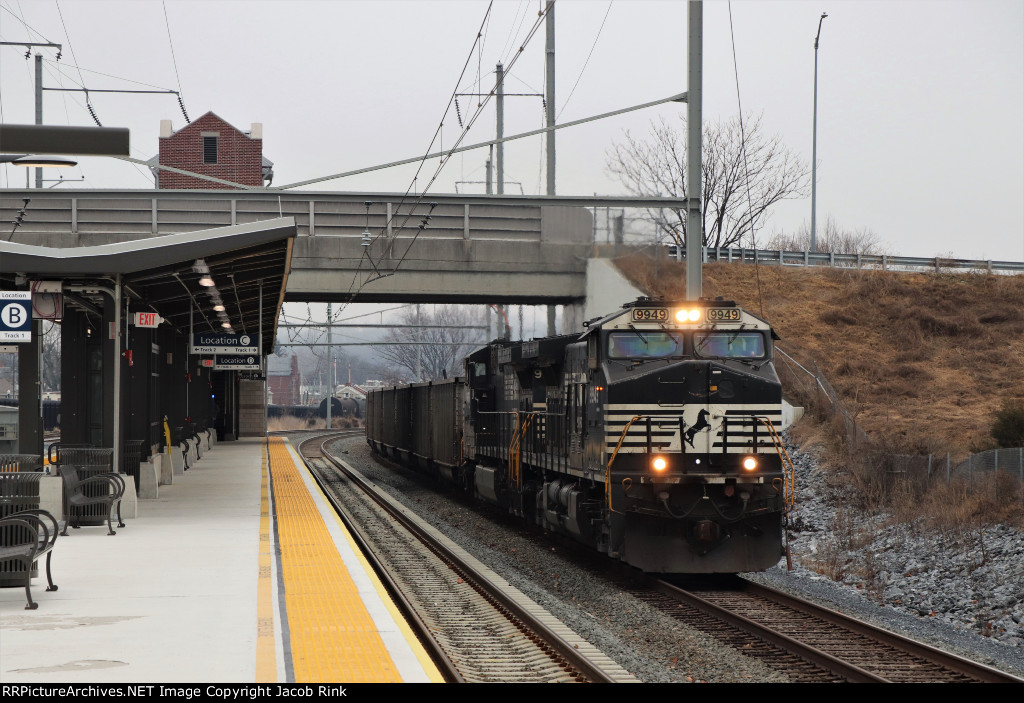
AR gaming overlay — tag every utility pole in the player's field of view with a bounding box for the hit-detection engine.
[415,305,422,380]
[811,12,828,253]
[545,5,556,197]
[34,54,43,188]
[486,151,493,195]
[496,62,505,195]
[545,3,557,336]
[685,1,703,300]
[326,302,332,429]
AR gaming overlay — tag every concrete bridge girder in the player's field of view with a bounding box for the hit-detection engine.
[289,236,590,303]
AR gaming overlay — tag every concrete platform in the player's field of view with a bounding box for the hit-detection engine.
[0,437,442,684]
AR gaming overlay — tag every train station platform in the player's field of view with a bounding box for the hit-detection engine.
[0,437,443,685]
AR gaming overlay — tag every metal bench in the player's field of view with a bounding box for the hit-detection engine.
[59,466,126,536]
[0,508,59,609]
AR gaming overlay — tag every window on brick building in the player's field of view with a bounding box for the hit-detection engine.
[203,136,218,164]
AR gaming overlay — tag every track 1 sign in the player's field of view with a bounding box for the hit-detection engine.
[213,354,262,371]
[191,332,258,355]
[0,291,32,342]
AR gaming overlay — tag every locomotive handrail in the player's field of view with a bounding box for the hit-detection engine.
[756,416,796,510]
[510,414,537,489]
[605,415,643,514]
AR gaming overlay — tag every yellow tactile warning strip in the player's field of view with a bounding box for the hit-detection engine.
[266,436,405,682]
[256,444,277,682]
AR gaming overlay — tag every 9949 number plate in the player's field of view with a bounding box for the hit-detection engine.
[707,308,741,322]
[631,308,668,322]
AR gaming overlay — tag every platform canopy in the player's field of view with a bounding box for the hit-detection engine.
[0,217,295,353]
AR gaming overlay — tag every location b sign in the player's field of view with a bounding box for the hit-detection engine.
[0,291,32,342]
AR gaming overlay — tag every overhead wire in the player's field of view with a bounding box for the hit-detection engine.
[161,0,189,123]
[727,1,765,318]
[323,2,502,323]
[383,3,552,279]
[53,0,101,125]
[556,0,613,121]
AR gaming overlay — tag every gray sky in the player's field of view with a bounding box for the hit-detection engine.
[1,0,1022,263]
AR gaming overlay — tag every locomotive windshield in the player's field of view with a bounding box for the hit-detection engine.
[693,331,766,359]
[608,331,684,359]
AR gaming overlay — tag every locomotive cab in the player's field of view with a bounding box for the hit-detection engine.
[583,297,789,572]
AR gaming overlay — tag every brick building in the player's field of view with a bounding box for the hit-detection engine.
[149,112,273,189]
[267,354,302,406]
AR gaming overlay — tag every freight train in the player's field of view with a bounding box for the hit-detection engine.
[366,297,795,573]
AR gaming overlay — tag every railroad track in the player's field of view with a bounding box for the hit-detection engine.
[631,576,1024,683]
[298,432,636,684]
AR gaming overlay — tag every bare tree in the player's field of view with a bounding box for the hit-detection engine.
[41,321,60,393]
[376,305,483,381]
[764,215,890,255]
[606,114,810,249]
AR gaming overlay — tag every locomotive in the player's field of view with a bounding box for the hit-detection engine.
[366,297,795,573]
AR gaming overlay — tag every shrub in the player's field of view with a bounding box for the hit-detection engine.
[990,399,1024,448]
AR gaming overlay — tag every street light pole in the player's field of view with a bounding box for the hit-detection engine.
[811,12,828,253]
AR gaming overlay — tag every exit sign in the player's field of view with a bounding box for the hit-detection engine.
[134,312,163,328]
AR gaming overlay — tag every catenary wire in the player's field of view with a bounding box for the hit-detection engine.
[728,1,765,318]
[556,0,613,121]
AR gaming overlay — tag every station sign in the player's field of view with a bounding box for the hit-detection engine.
[213,354,262,371]
[190,332,258,355]
[134,312,164,328]
[0,291,32,342]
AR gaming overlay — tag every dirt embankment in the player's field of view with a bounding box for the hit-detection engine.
[614,253,1024,457]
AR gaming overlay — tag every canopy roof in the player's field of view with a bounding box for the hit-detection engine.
[0,218,295,353]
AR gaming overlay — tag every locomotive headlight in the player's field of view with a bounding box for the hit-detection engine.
[652,456,668,472]
[742,456,758,471]
[674,308,702,323]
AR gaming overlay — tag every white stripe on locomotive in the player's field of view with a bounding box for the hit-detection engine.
[603,403,781,454]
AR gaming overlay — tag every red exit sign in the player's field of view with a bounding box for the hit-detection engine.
[134,312,163,328]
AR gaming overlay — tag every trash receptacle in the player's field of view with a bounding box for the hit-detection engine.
[123,440,145,492]
[55,447,114,526]
[0,471,43,587]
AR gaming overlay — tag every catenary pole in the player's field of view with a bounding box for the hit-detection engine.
[546,4,558,336]
[685,1,703,300]
[496,62,505,195]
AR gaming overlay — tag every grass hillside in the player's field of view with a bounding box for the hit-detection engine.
[615,253,1024,459]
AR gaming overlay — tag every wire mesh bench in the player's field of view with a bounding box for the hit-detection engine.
[0,508,59,609]
[58,466,125,536]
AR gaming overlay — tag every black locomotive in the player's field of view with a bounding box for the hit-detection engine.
[366,297,794,573]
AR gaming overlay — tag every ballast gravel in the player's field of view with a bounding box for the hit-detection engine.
[323,434,1023,683]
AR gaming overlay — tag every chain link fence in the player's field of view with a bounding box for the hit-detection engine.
[773,346,1023,498]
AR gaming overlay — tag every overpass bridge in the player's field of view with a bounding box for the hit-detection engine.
[1,189,615,305]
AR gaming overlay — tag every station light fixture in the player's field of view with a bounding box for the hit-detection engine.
[193,259,215,287]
